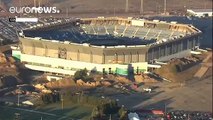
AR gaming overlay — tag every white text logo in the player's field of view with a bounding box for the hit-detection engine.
[9,7,60,14]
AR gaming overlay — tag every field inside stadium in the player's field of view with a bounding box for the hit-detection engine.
[23,18,186,46]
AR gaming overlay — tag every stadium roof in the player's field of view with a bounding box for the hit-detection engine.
[22,17,199,47]
[23,24,158,46]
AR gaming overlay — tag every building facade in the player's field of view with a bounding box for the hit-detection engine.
[14,17,202,76]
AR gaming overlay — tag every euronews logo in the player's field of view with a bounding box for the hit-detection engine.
[9,6,60,14]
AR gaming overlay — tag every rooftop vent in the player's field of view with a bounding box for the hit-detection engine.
[82,43,90,46]
[153,20,160,22]
[171,21,177,24]
[34,37,41,40]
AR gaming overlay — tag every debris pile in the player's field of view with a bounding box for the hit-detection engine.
[154,56,201,82]
[134,74,157,83]
[0,53,7,63]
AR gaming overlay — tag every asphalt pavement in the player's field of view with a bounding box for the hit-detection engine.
[112,76,212,112]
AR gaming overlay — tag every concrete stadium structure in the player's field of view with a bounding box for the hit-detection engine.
[14,17,202,76]
[187,9,213,17]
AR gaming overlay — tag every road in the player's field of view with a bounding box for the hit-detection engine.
[194,52,212,78]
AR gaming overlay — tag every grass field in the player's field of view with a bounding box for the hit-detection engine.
[0,106,57,120]
[0,102,93,120]
[38,102,93,120]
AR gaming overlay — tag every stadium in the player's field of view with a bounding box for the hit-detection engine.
[13,17,202,76]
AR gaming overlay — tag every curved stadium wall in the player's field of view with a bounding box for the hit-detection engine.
[16,17,202,75]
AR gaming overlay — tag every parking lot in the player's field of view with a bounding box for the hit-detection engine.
[0,17,73,45]
[111,76,212,112]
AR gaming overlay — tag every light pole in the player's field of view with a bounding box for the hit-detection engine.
[203,0,207,9]
[164,0,167,15]
[184,6,186,14]
[34,0,37,7]
[0,39,3,45]
[164,103,167,114]
[140,0,144,15]
[38,0,41,7]
[66,7,69,18]
[114,8,115,17]
[19,0,23,17]
[125,0,129,13]
[17,91,20,106]
[61,94,64,110]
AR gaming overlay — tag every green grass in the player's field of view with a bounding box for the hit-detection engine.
[37,102,93,120]
[0,106,56,120]
[0,102,93,120]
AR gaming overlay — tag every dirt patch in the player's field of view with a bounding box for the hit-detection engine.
[154,56,202,82]
[0,53,17,76]
[203,67,213,79]
[134,74,158,83]
[45,78,76,89]
[0,53,7,63]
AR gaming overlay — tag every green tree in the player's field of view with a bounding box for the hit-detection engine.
[118,107,128,120]
[41,93,60,104]
[91,107,99,119]
[73,68,88,81]
[97,104,104,117]
[48,93,54,103]
[41,94,50,104]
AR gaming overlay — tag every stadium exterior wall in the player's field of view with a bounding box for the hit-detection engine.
[17,17,202,75]
[20,53,148,75]
[20,37,149,64]
[147,34,201,62]
[18,32,200,75]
